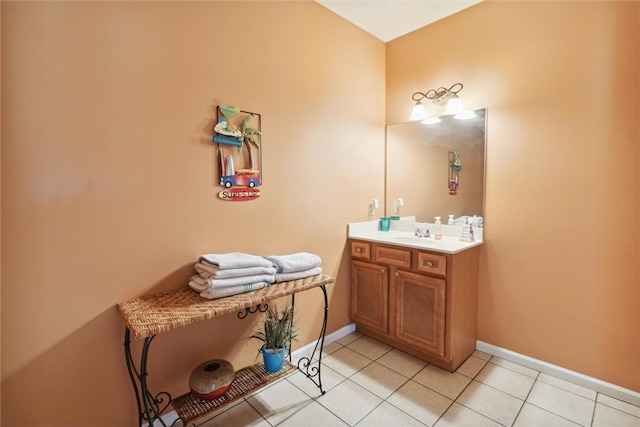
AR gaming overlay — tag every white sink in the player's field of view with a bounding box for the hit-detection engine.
[374,233,440,246]
[387,235,439,245]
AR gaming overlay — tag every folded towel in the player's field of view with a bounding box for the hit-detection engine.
[188,273,276,291]
[198,281,270,300]
[194,263,277,280]
[264,252,321,274]
[199,252,274,270]
[275,267,322,283]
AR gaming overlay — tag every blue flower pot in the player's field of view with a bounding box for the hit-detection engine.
[262,346,287,373]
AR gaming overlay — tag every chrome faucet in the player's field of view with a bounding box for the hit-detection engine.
[414,225,430,238]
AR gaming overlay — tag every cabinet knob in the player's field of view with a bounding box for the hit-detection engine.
[356,248,361,252]
[426,261,434,267]
[381,268,386,274]
[394,271,400,277]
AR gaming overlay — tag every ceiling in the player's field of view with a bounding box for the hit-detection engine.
[315,0,482,42]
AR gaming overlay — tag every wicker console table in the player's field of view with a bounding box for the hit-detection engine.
[117,274,335,427]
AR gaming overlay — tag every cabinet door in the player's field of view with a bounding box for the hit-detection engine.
[350,260,389,334]
[393,270,446,357]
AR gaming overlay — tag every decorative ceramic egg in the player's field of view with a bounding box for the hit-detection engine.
[189,359,235,400]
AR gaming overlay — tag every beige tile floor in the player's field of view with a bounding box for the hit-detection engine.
[197,332,640,427]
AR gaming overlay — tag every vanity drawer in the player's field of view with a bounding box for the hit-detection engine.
[375,245,412,268]
[416,252,447,277]
[351,241,371,260]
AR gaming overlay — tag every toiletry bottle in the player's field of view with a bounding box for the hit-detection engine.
[461,217,471,241]
[448,215,454,225]
[434,217,442,240]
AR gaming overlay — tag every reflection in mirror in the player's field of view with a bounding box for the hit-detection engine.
[386,109,486,223]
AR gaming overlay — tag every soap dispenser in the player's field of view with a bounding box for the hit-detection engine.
[448,215,455,225]
[434,216,442,240]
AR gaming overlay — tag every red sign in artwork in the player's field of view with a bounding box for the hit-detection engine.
[218,188,261,201]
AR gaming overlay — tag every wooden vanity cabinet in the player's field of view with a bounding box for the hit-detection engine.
[349,239,479,372]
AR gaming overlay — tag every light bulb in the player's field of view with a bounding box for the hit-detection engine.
[421,116,441,124]
[409,101,428,121]
[454,110,477,120]
[443,95,464,115]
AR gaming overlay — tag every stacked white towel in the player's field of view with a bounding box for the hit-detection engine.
[264,252,323,282]
[199,253,274,269]
[189,253,277,300]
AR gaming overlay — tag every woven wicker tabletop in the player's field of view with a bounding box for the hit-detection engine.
[117,274,335,340]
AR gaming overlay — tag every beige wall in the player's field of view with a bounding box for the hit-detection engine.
[3,1,639,426]
[387,1,639,391]
[1,2,385,425]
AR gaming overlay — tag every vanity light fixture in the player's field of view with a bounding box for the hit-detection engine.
[409,82,476,122]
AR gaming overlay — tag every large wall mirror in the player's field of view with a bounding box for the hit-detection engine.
[385,109,487,223]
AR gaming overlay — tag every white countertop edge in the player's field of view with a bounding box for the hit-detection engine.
[348,220,483,254]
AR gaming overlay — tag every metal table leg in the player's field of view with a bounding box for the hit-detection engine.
[124,328,184,427]
[294,284,329,394]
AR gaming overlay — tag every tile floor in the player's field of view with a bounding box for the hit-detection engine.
[196,332,640,427]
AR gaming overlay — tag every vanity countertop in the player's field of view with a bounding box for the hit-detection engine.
[348,220,483,255]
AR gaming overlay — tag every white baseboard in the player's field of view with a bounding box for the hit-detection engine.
[291,323,356,361]
[144,323,358,426]
[477,340,640,407]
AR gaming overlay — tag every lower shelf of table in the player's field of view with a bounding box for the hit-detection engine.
[172,361,297,425]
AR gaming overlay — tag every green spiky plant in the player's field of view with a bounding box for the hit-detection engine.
[249,304,297,351]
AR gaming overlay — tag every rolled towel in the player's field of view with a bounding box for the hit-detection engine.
[199,252,274,270]
[199,281,270,300]
[195,263,276,280]
[188,273,276,292]
[275,267,322,283]
[264,252,321,274]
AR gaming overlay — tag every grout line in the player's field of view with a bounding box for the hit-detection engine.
[379,391,431,427]
[589,398,596,427]
[594,393,640,418]
[456,357,526,426]
[509,369,541,427]
[531,376,601,404]
[521,401,587,427]
[453,379,515,427]
[431,395,458,427]
[241,397,278,427]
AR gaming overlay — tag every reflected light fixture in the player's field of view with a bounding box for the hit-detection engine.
[409,83,476,122]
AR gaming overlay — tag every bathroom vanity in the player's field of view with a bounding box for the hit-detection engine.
[361,106,486,371]
[348,221,481,372]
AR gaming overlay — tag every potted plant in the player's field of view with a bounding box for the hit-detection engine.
[249,303,297,373]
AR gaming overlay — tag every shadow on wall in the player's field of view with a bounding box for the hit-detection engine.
[1,252,353,426]
[0,265,181,425]
[1,308,139,426]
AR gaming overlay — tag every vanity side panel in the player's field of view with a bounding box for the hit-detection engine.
[448,246,480,368]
